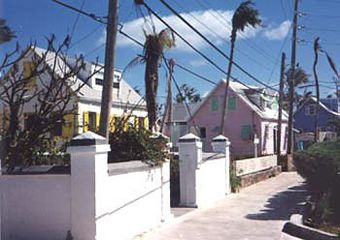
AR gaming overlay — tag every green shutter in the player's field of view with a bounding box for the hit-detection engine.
[211,96,219,112]
[228,96,236,110]
[241,125,251,140]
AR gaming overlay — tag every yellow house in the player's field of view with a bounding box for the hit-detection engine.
[0,47,148,139]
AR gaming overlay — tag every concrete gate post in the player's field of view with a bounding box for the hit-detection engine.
[67,132,110,240]
[178,133,202,208]
[211,135,231,194]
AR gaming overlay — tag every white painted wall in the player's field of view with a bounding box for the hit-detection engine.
[235,155,277,177]
[178,134,229,208]
[0,175,71,240]
[195,157,227,208]
[0,134,171,240]
[96,161,171,240]
[67,133,171,240]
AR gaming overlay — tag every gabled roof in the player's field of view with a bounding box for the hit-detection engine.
[295,96,340,117]
[182,80,288,122]
[31,47,145,107]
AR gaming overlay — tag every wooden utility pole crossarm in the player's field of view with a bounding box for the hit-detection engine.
[99,0,119,140]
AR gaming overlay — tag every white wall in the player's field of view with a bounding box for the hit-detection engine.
[195,157,227,207]
[0,175,71,240]
[235,155,277,177]
[96,161,170,240]
[178,134,229,208]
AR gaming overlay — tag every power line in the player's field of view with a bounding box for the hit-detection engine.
[53,0,279,96]
[69,25,104,49]
[69,0,86,41]
[52,0,107,24]
[170,0,274,72]
[197,0,277,62]
[145,0,278,92]
[266,24,292,84]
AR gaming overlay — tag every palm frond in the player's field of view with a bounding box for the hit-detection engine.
[325,52,339,78]
[232,0,261,32]
[121,55,145,77]
[0,18,15,44]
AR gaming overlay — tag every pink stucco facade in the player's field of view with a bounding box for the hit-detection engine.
[188,83,287,157]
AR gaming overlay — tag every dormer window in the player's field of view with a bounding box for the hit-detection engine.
[305,104,316,116]
[95,78,104,86]
[113,82,120,88]
[95,77,120,89]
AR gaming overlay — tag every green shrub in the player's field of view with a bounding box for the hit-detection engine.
[230,160,241,192]
[294,141,340,225]
[108,128,168,166]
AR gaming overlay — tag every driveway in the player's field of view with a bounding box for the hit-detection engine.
[135,172,306,240]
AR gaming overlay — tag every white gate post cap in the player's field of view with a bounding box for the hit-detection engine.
[212,135,230,145]
[67,131,110,153]
[178,133,201,143]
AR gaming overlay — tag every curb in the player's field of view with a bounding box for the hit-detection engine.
[282,214,338,240]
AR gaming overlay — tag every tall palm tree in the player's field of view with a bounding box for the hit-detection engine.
[142,28,175,131]
[220,0,261,134]
[313,37,321,141]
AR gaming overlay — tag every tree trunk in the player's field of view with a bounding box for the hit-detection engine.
[220,29,237,135]
[145,51,160,131]
[313,38,320,142]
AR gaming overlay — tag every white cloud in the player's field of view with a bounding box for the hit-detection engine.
[96,11,291,51]
[189,59,207,67]
[263,20,291,40]
[105,9,264,51]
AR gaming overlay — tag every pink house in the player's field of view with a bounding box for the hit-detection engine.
[171,80,288,157]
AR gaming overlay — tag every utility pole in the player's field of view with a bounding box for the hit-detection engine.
[161,59,175,138]
[99,0,119,140]
[277,52,286,164]
[287,0,299,154]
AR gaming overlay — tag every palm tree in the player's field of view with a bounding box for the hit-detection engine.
[0,18,15,44]
[313,37,321,141]
[142,28,175,131]
[220,0,261,134]
[175,84,201,104]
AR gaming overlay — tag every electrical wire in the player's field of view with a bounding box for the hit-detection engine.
[143,1,279,92]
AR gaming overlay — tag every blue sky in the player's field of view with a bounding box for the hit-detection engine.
[1,0,339,100]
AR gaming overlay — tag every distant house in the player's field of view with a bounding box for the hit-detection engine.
[0,46,148,139]
[170,80,288,157]
[294,97,340,140]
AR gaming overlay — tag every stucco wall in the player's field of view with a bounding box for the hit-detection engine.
[195,157,227,207]
[96,161,170,240]
[0,175,71,240]
[235,155,277,177]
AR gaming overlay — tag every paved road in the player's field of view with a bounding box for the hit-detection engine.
[136,172,306,240]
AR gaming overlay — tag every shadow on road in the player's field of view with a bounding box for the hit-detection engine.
[245,184,307,221]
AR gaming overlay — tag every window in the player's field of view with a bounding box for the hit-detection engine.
[211,96,219,112]
[228,96,236,111]
[52,115,63,137]
[95,78,103,86]
[138,117,145,129]
[305,104,316,116]
[88,112,97,131]
[241,125,252,140]
[113,82,120,89]
[199,127,206,138]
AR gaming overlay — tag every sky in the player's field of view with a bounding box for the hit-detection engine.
[1,0,340,102]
